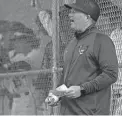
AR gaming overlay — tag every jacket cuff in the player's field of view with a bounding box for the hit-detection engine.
[80,85,86,96]
[81,82,93,94]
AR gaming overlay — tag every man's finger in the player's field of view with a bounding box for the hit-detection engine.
[65,93,74,98]
[65,89,74,93]
[48,100,60,106]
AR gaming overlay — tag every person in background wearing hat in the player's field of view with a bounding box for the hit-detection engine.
[47,0,118,115]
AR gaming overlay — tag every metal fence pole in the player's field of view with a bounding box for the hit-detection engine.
[51,0,60,115]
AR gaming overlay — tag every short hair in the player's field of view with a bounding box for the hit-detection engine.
[86,14,96,25]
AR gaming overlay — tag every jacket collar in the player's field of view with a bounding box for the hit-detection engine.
[75,24,96,40]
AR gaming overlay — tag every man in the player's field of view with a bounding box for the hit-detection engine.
[47,0,118,115]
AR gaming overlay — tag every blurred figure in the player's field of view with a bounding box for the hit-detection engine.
[33,10,53,115]
[7,21,39,115]
[110,28,122,115]
[0,20,11,73]
[8,21,39,71]
[0,13,53,115]
[0,20,14,115]
[9,9,53,114]
[9,17,52,114]
[35,9,52,69]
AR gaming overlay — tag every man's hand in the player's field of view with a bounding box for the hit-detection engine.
[65,86,81,98]
[45,97,60,107]
[45,92,60,106]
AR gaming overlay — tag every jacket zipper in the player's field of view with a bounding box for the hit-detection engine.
[64,40,79,85]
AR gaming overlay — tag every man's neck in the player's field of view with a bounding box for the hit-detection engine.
[75,23,95,40]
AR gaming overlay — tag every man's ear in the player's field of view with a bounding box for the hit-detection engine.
[0,34,3,40]
[84,15,89,24]
[87,15,91,19]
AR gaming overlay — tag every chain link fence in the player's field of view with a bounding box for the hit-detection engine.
[0,0,122,115]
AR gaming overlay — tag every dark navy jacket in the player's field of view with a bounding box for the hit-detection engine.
[59,27,118,115]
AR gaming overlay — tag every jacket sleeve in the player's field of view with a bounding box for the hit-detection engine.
[81,33,118,94]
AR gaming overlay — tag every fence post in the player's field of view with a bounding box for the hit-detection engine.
[51,0,60,115]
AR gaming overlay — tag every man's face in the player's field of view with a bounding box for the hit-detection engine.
[69,9,88,31]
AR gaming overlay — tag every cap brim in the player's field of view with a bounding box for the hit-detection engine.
[64,3,86,14]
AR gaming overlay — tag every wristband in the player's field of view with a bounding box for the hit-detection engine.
[80,85,86,96]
